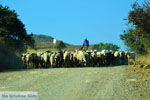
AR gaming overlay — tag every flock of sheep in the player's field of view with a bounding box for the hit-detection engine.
[22,50,135,68]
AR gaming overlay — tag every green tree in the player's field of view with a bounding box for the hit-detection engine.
[121,0,150,54]
[92,43,120,51]
[120,28,147,54]
[0,5,34,53]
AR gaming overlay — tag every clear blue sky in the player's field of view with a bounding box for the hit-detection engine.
[1,0,137,50]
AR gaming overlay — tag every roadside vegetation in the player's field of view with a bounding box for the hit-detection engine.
[136,54,150,65]
[0,5,34,70]
[120,0,150,66]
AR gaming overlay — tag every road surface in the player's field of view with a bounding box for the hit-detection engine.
[0,66,149,100]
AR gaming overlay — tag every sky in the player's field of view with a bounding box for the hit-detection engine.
[0,0,137,50]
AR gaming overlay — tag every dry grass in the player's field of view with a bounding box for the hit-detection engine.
[136,54,150,65]
[27,45,82,53]
[27,48,63,53]
[27,44,95,53]
[27,48,51,53]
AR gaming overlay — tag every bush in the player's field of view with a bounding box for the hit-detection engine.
[92,43,120,51]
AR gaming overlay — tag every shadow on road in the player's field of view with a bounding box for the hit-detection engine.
[0,64,128,73]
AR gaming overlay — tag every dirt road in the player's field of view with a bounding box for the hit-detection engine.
[0,66,149,100]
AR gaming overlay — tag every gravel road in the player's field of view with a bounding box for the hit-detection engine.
[0,66,149,100]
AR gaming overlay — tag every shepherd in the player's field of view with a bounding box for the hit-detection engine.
[81,38,89,51]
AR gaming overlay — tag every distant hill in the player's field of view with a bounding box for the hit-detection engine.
[32,34,70,49]
[31,34,96,50]
[33,34,54,42]
[31,34,120,51]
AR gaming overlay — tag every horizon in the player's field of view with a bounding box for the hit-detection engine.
[0,0,137,50]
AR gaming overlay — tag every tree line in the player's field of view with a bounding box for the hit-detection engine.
[120,0,150,55]
[0,5,34,53]
[92,43,120,51]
